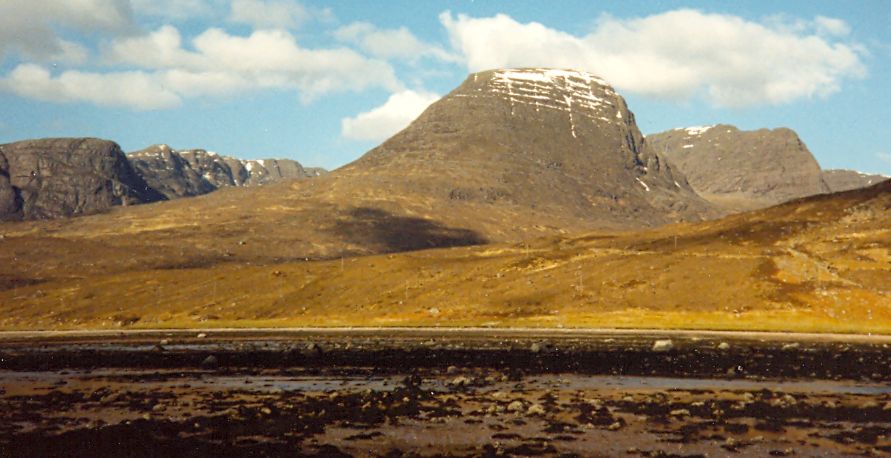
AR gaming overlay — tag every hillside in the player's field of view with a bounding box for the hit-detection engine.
[0,178,887,333]
[649,125,830,212]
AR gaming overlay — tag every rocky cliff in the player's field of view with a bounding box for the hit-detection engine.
[0,138,164,220]
[128,145,317,199]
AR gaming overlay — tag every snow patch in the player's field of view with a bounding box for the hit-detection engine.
[615,110,622,119]
[684,125,714,136]
[257,159,266,167]
[245,161,254,172]
[682,144,694,149]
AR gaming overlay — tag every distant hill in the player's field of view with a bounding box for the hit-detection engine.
[0,138,164,221]
[128,144,320,199]
[823,169,889,193]
[648,125,829,212]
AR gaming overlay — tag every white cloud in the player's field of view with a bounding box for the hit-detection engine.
[334,22,457,62]
[0,0,132,62]
[1,64,180,110]
[4,21,404,110]
[229,0,309,29]
[878,152,891,165]
[341,90,440,141]
[815,16,850,36]
[440,10,866,107]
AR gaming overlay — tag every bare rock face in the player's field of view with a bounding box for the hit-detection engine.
[823,169,889,193]
[128,145,319,199]
[648,125,830,212]
[339,68,714,231]
[127,145,217,198]
[0,138,165,221]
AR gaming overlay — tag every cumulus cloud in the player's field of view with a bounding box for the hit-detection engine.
[0,64,180,110]
[334,22,457,62]
[229,0,309,29]
[102,25,402,105]
[0,0,132,62]
[440,10,865,107]
[341,90,440,141]
[131,0,215,21]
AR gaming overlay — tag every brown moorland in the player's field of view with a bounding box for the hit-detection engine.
[0,178,887,333]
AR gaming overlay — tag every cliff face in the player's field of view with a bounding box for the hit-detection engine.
[128,145,315,200]
[649,125,830,212]
[0,138,164,220]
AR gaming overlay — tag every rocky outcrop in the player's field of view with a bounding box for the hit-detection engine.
[823,169,889,193]
[128,145,318,199]
[648,125,830,212]
[0,138,165,221]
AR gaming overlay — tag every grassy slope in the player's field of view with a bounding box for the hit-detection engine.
[0,181,888,333]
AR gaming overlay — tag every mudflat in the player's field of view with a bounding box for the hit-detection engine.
[2,329,891,456]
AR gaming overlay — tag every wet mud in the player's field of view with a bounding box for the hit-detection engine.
[2,331,891,456]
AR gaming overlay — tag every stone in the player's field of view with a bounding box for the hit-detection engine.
[507,400,525,412]
[527,403,546,416]
[200,355,218,369]
[652,339,674,352]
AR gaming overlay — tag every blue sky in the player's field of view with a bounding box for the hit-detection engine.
[1,1,889,175]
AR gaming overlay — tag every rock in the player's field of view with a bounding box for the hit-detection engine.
[0,138,165,220]
[507,400,525,412]
[159,339,170,346]
[669,409,690,417]
[302,342,323,357]
[718,342,731,351]
[527,403,546,416]
[449,376,472,387]
[151,404,165,412]
[608,421,623,431]
[259,406,273,416]
[446,365,459,375]
[781,343,800,351]
[200,355,218,369]
[652,339,674,352]
[530,343,542,353]
[196,333,207,339]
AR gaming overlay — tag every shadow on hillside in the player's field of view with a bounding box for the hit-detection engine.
[332,207,488,253]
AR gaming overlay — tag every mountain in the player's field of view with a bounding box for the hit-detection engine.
[331,68,714,235]
[0,68,716,282]
[0,138,164,221]
[648,125,830,212]
[128,144,317,199]
[823,169,889,193]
